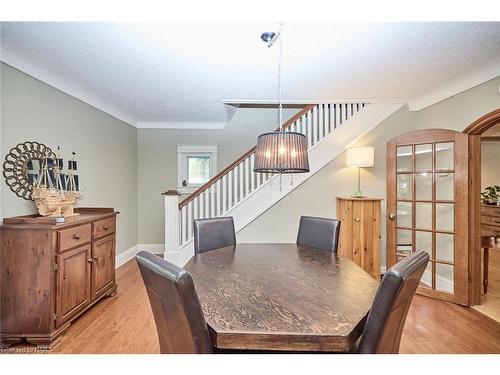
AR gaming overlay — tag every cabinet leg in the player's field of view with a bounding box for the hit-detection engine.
[1,323,70,351]
[483,247,489,294]
[105,284,118,297]
[26,334,63,350]
[0,338,23,350]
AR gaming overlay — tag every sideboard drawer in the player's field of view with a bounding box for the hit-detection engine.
[481,206,500,218]
[481,215,500,228]
[58,224,92,252]
[93,217,116,239]
[483,224,500,238]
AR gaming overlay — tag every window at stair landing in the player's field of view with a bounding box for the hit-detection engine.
[177,145,218,194]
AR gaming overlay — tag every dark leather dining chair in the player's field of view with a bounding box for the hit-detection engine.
[135,251,213,354]
[356,251,429,354]
[296,216,341,253]
[193,217,236,254]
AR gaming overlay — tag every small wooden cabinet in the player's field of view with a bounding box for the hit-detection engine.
[1,208,119,349]
[336,197,382,279]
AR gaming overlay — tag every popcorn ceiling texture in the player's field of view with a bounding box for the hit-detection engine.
[2,22,499,128]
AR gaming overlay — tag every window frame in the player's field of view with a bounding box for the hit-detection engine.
[176,145,218,194]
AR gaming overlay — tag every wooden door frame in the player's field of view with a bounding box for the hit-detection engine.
[463,108,500,306]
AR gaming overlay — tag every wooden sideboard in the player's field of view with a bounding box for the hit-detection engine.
[336,197,382,279]
[0,207,119,349]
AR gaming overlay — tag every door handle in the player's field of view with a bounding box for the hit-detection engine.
[87,258,93,263]
[93,256,99,262]
[389,213,396,221]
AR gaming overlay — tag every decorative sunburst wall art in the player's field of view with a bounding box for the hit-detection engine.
[2,141,55,200]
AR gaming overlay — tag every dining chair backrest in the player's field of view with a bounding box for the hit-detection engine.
[193,217,236,254]
[357,251,429,354]
[296,216,341,253]
[135,251,213,354]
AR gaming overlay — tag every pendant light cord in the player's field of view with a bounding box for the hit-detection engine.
[277,22,283,131]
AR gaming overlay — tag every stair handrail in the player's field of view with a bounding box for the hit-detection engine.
[178,104,316,209]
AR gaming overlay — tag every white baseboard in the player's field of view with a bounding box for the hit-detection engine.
[137,244,165,254]
[116,245,139,268]
[115,244,164,269]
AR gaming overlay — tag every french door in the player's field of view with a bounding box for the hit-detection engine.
[387,129,469,305]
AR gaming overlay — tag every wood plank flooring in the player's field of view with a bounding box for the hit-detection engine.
[4,258,500,354]
[472,249,500,322]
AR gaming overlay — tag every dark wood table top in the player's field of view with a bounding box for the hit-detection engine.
[184,243,380,352]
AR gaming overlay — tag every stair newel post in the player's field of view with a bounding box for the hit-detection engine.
[163,190,182,259]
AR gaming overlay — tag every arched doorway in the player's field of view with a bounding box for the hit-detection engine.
[463,108,500,307]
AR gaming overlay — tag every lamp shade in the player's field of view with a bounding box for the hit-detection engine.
[254,131,309,174]
[345,147,374,167]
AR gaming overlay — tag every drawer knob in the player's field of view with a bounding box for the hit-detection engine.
[87,258,93,263]
[103,225,109,230]
[93,256,99,262]
[354,217,360,222]
[73,234,81,240]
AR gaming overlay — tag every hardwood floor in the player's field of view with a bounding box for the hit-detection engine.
[472,249,500,322]
[3,258,500,354]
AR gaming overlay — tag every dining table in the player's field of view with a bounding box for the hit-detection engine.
[184,243,380,352]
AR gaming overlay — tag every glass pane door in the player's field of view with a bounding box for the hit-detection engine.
[395,142,455,292]
[388,129,469,305]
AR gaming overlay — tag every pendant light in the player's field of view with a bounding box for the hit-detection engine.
[253,24,309,176]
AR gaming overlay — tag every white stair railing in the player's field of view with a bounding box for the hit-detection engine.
[164,102,368,254]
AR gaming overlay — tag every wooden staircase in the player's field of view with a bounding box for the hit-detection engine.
[163,102,403,265]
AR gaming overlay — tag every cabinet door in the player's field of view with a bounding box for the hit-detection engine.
[91,235,116,301]
[56,245,92,326]
[359,201,381,279]
[337,199,353,258]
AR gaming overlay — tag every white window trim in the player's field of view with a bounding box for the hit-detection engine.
[176,145,218,194]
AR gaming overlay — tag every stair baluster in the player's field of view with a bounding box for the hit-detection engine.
[168,103,369,248]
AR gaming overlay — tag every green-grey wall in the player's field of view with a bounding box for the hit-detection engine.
[137,108,295,244]
[2,60,498,261]
[481,138,500,190]
[0,63,138,255]
[238,76,500,267]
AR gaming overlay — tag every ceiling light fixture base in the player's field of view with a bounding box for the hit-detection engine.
[260,32,279,47]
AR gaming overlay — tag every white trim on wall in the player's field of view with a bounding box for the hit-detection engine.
[0,60,137,126]
[176,145,219,153]
[136,121,226,129]
[223,99,407,107]
[176,145,218,194]
[116,245,139,268]
[116,244,184,269]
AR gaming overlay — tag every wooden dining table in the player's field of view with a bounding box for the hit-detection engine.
[184,243,380,352]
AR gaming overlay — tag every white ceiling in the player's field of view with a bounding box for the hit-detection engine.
[1,22,500,128]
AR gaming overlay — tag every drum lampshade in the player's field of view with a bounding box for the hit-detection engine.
[253,131,309,174]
